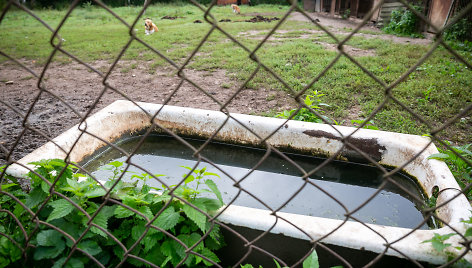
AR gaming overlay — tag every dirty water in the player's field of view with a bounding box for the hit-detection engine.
[83,134,434,229]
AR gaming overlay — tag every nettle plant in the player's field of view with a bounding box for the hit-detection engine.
[0,159,225,267]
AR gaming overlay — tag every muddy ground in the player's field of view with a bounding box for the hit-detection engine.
[0,12,430,167]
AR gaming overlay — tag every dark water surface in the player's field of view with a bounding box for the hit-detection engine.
[83,134,432,229]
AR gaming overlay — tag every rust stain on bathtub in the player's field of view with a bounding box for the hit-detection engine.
[303,130,386,162]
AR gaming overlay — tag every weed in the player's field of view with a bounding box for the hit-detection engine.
[444,18,472,42]
[276,91,333,124]
[0,159,225,267]
[350,119,379,130]
[417,86,434,105]
[266,93,276,101]
[422,216,472,266]
[428,142,472,198]
[383,6,423,37]
[82,1,93,11]
[342,9,350,20]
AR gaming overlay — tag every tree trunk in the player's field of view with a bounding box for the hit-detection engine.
[330,0,336,15]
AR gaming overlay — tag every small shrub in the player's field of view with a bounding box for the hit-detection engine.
[342,9,350,20]
[444,18,472,42]
[383,6,423,37]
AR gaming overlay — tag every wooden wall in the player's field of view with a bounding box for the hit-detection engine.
[217,0,250,5]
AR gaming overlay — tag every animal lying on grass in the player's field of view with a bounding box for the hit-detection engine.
[144,18,158,35]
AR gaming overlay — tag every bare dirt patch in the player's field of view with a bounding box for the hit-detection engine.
[316,42,376,57]
[0,60,295,165]
[238,29,376,56]
[289,11,432,45]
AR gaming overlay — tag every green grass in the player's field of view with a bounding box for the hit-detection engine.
[1,3,471,144]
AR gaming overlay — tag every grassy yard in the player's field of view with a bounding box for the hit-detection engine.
[1,2,471,145]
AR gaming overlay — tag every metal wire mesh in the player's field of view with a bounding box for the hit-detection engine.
[0,0,471,267]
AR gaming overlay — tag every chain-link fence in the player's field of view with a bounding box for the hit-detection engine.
[1,0,472,267]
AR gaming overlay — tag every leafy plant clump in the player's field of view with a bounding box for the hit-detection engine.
[444,18,472,42]
[342,9,350,20]
[428,143,472,199]
[383,6,423,37]
[276,91,334,124]
[0,159,225,267]
[422,216,472,266]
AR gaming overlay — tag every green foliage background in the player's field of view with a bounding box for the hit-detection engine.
[1,0,296,9]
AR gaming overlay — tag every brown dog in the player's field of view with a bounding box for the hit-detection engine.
[231,4,240,14]
[144,18,158,35]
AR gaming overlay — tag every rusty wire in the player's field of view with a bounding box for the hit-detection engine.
[0,0,472,267]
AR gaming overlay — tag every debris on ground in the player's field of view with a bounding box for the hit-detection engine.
[194,20,202,23]
[161,15,184,20]
[219,19,231,22]
[245,16,280,23]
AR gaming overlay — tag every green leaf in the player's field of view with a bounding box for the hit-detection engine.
[132,223,146,241]
[33,244,66,260]
[199,247,220,266]
[184,174,195,184]
[108,161,123,168]
[143,243,165,264]
[465,228,472,237]
[161,256,172,267]
[154,206,180,231]
[274,259,282,268]
[52,257,85,268]
[204,180,223,205]
[114,205,134,218]
[160,239,185,266]
[88,206,114,237]
[177,233,201,252]
[203,172,220,178]
[303,250,319,268]
[428,153,451,160]
[25,188,48,209]
[84,187,106,198]
[142,235,158,252]
[0,183,18,191]
[41,180,51,194]
[36,229,63,247]
[199,198,223,212]
[160,240,173,257]
[182,200,208,233]
[78,240,102,256]
[153,193,171,204]
[422,233,456,252]
[47,199,75,222]
[138,206,154,220]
